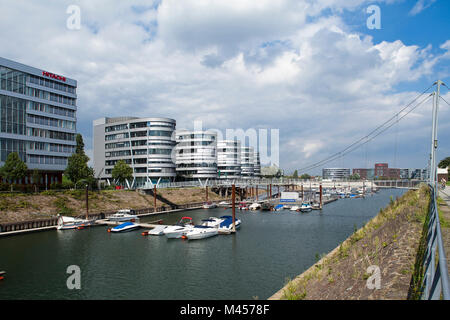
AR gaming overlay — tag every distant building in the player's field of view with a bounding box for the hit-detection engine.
[261,164,283,177]
[253,151,261,178]
[352,168,374,179]
[322,168,350,180]
[374,163,389,178]
[240,146,255,179]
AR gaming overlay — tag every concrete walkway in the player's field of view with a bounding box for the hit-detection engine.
[438,186,450,273]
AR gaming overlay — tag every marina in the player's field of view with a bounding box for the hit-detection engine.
[0,188,405,300]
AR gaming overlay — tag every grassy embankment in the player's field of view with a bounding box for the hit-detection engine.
[272,184,433,300]
[0,187,226,223]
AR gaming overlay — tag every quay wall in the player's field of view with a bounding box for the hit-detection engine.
[269,185,430,300]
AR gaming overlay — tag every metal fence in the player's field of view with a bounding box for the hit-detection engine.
[421,185,450,299]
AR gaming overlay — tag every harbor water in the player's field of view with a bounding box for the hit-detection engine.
[0,189,405,300]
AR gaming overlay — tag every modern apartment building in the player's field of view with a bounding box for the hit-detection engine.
[0,57,77,185]
[240,146,255,179]
[93,117,176,187]
[322,168,351,180]
[217,140,241,179]
[175,130,218,180]
[253,151,261,178]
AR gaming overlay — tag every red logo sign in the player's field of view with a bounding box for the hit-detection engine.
[42,71,66,82]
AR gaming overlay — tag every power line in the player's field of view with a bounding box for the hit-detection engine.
[440,95,450,108]
[298,84,435,172]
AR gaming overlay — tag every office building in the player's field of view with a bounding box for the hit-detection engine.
[175,130,217,180]
[93,117,176,187]
[0,57,77,185]
[217,140,241,179]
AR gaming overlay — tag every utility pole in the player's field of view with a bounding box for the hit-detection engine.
[430,80,443,190]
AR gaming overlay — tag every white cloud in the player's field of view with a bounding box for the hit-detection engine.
[0,0,448,174]
[409,0,437,16]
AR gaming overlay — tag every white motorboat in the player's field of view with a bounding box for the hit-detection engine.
[163,217,195,239]
[218,201,231,208]
[300,203,312,212]
[202,201,218,209]
[109,222,140,233]
[200,217,224,228]
[249,202,261,210]
[290,205,300,212]
[57,216,95,230]
[107,209,139,222]
[185,226,218,240]
[147,225,168,236]
[217,215,241,234]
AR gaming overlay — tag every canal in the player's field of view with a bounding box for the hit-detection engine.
[0,189,405,300]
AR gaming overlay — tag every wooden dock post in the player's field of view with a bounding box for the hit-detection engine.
[270,184,272,199]
[206,186,208,202]
[85,184,89,219]
[256,185,258,201]
[319,184,323,209]
[154,185,157,210]
[301,184,304,200]
[232,184,236,233]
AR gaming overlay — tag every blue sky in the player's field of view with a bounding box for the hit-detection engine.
[0,0,449,175]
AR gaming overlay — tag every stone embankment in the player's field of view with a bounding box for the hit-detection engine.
[270,185,432,300]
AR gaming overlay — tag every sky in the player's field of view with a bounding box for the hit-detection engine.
[0,0,449,176]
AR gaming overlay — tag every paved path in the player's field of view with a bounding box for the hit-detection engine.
[438,186,450,273]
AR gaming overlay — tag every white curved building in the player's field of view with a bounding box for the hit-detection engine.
[175,130,217,180]
[254,151,261,178]
[93,117,176,187]
[240,146,255,179]
[217,140,241,179]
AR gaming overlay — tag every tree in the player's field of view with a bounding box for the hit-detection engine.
[349,173,361,180]
[112,160,133,187]
[32,169,41,193]
[0,152,28,191]
[300,173,311,180]
[438,157,450,178]
[65,134,95,188]
[292,170,298,179]
[438,157,450,169]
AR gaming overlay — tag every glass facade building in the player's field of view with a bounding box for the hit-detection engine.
[175,130,218,180]
[0,57,77,185]
[93,117,176,188]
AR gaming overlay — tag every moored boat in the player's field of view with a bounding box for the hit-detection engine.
[200,217,224,228]
[217,215,241,234]
[290,205,300,212]
[107,209,139,222]
[110,222,140,233]
[202,201,218,209]
[249,202,261,210]
[185,226,218,240]
[163,217,195,239]
[300,203,312,212]
[57,216,95,230]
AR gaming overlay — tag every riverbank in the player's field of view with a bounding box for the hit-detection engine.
[270,184,430,300]
[0,187,227,224]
